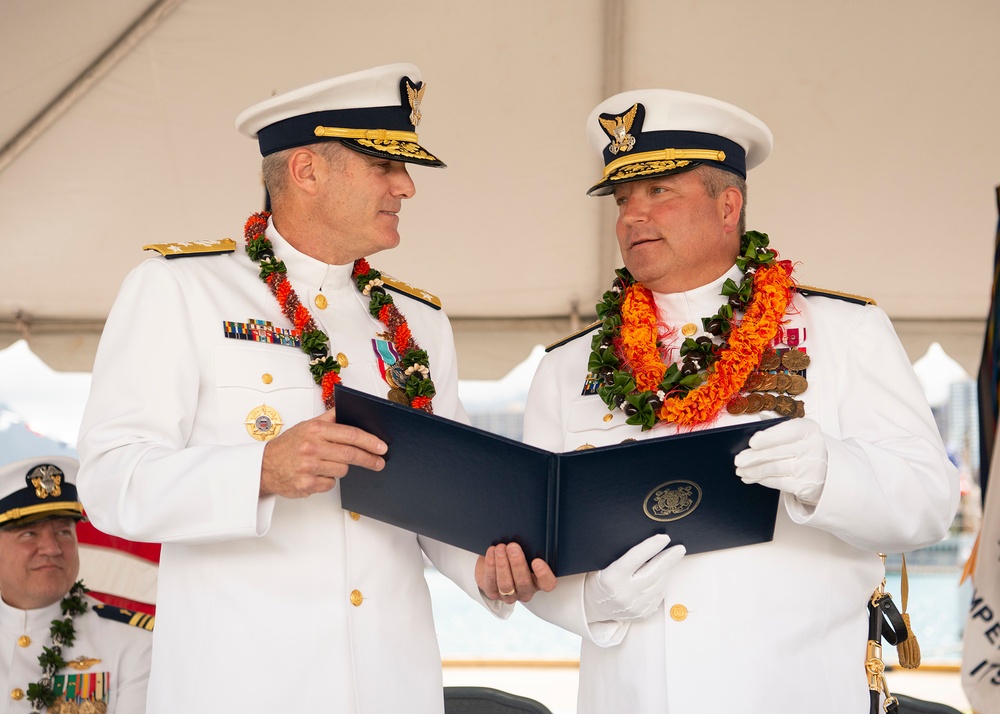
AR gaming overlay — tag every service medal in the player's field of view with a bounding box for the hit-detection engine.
[726,395,749,415]
[387,388,410,405]
[781,349,811,371]
[759,349,781,371]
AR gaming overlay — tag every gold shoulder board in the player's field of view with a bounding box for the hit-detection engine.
[143,238,237,259]
[379,272,442,310]
[545,320,603,353]
[93,604,156,631]
[797,285,876,307]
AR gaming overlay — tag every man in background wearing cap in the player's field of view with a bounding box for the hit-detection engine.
[0,456,152,713]
[77,64,539,714]
[479,89,958,712]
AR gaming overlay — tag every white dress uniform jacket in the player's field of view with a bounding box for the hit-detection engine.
[0,595,152,713]
[78,220,503,714]
[524,266,959,714]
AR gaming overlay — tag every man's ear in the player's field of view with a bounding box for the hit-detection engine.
[287,148,320,196]
[720,185,743,232]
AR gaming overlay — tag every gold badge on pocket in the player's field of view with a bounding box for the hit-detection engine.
[245,405,283,441]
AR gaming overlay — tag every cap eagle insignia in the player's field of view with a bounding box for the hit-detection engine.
[28,464,63,499]
[599,103,638,155]
[405,80,426,128]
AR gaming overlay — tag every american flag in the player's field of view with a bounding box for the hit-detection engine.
[78,518,159,615]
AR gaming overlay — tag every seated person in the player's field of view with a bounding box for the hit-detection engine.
[0,456,153,713]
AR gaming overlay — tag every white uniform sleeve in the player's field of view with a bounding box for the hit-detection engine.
[77,260,269,545]
[785,304,959,552]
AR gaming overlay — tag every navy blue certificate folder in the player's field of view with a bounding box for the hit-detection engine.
[336,385,783,576]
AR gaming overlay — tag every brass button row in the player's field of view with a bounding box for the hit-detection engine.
[347,511,363,604]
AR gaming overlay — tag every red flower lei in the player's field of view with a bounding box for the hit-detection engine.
[590,231,794,430]
[243,212,435,412]
[658,262,792,425]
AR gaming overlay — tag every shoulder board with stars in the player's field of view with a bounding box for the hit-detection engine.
[92,604,155,631]
[545,320,603,353]
[797,285,876,307]
[142,238,237,259]
[379,272,441,310]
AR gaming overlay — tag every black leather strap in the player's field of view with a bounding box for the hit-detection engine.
[869,597,883,714]
[868,593,905,714]
[878,594,908,648]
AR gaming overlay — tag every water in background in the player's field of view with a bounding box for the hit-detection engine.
[427,536,974,664]
[427,567,581,659]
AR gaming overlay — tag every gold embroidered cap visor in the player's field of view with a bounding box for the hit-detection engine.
[0,456,85,529]
[585,88,773,196]
[235,63,445,167]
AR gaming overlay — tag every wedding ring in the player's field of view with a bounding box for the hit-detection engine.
[499,588,516,597]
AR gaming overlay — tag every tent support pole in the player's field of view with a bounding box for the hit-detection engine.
[0,0,185,176]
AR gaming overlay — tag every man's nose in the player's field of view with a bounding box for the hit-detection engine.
[392,165,416,199]
[35,526,63,555]
[619,197,647,224]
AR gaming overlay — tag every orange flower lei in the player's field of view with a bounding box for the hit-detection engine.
[244,212,435,412]
[589,231,793,430]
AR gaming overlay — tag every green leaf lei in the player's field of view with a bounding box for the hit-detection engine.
[26,580,88,712]
[589,231,782,430]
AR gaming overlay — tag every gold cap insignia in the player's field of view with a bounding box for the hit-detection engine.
[28,465,63,499]
[405,79,426,128]
[598,103,638,155]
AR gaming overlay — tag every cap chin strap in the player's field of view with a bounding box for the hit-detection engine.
[313,126,419,143]
[603,148,726,179]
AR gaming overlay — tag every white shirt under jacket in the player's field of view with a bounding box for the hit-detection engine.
[77,220,504,714]
[0,595,152,714]
[523,265,959,714]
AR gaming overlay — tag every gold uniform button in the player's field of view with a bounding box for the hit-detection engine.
[681,323,698,337]
[17,635,30,647]
[349,511,361,521]
[314,294,328,310]
[350,589,364,606]
[261,373,273,385]
[669,604,688,621]
[603,414,613,422]
[11,689,24,701]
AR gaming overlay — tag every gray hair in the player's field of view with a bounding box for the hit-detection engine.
[695,165,747,237]
[261,141,348,204]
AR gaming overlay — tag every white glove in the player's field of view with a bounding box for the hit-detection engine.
[584,533,686,623]
[734,417,828,505]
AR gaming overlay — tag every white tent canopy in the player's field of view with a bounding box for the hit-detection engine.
[3,0,998,378]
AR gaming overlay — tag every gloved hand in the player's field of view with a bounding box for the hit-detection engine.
[734,417,829,506]
[584,533,685,623]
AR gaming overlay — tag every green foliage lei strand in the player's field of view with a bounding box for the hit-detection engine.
[26,580,88,712]
[588,231,784,430]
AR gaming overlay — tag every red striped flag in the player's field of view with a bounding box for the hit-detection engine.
[77,519,160,615]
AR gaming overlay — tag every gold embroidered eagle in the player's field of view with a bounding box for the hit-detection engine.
[599,103,638,155]
[406,81,426,127]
